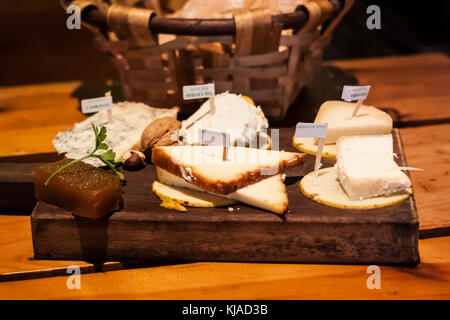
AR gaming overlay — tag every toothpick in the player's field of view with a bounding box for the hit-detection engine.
[314,137,325,174]
[105,91,113,123]
[351,99,363,118]
[184,96,216,130]
[209,96,215,115]
[222,131,228,161]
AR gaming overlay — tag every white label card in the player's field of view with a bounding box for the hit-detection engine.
[183,83,215,100]
[294,123,328,138]
[198,129,230,147]
[81,96,112,114]
[341,85,371,101]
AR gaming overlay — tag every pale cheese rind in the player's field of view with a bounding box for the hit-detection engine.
[300,167,412,209]
[292,136,337,158]
[152,180,237,209]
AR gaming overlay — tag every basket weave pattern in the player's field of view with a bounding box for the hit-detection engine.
[71,0,354,120]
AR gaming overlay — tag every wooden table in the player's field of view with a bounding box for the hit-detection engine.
[0,53,449,299]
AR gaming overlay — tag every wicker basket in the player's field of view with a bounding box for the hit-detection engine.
[64,0,354,120]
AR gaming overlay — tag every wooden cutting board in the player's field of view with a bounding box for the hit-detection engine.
[30,128,419,265]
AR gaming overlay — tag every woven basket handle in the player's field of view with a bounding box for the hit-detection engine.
[107,5,157,47]
[64,0,349,36]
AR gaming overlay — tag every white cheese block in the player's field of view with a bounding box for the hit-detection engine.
[155,166,288,214]
[335,135,411,200]
[53,102,177,166]
[314,100,392,145]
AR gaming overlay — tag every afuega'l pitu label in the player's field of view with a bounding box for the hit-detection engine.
[183,83,215,100]
[198,129,230,147]
[81,96,113,114]
[294,123,328,138]
[341,85,371,101]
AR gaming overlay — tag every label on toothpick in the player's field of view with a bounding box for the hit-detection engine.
[341,85,371,102]
[183,83,215,100]
[294,123,328,138]
[295,122,328,173]
[81,96,113,114]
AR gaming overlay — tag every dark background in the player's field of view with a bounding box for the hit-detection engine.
[0,0,448,87]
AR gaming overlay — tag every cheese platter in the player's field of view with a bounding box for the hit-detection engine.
[28,92,419,265]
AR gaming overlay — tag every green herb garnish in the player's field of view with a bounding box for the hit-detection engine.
[44,124,124,186]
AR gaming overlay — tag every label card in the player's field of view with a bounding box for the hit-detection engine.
[294,123,328,173]
[341,85,371,102]
[183,83,215,100]
[198,129,230,147]
[294,123,328,138]
[81,96,113,114]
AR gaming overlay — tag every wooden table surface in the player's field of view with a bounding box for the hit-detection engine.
[0,53,449,299]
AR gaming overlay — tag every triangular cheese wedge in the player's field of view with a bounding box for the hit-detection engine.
[313,101,392,145]
[152,146,305,194]
[155,166,288,214]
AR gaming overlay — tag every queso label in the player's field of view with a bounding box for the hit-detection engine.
[294,123,328,138]
[81,96,112,114]
[183,83,215,100]
[341,85,371,101]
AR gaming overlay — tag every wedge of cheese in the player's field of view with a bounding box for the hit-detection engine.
[155,166,288,214]
[152,180,237,211]
[335,135,411,200]
[314,101,392,145]
[151,145,305,194]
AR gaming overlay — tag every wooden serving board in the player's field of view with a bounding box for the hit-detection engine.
[30,129,419,265]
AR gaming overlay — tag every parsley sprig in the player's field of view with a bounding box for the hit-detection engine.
[44,124,124,186]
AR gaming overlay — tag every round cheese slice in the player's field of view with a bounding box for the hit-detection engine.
[299,167,412,209]
[152,181,237,211]
[292,137,336,158]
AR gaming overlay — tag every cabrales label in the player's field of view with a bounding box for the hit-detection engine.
[81,96,112,114]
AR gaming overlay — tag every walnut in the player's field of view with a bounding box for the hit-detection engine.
[141,117,181,158]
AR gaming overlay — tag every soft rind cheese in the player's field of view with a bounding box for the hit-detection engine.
[179,92,268,146]
[314,101,392,145]
[335,135,411,200]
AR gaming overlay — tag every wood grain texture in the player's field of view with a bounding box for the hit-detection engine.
[0,215,126,282]
[30,129,419,265]
[328,53,450,125]
[0,54,448,298]
[0,82,87,157]
[400,124,450,237]
[0,236,448,300]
